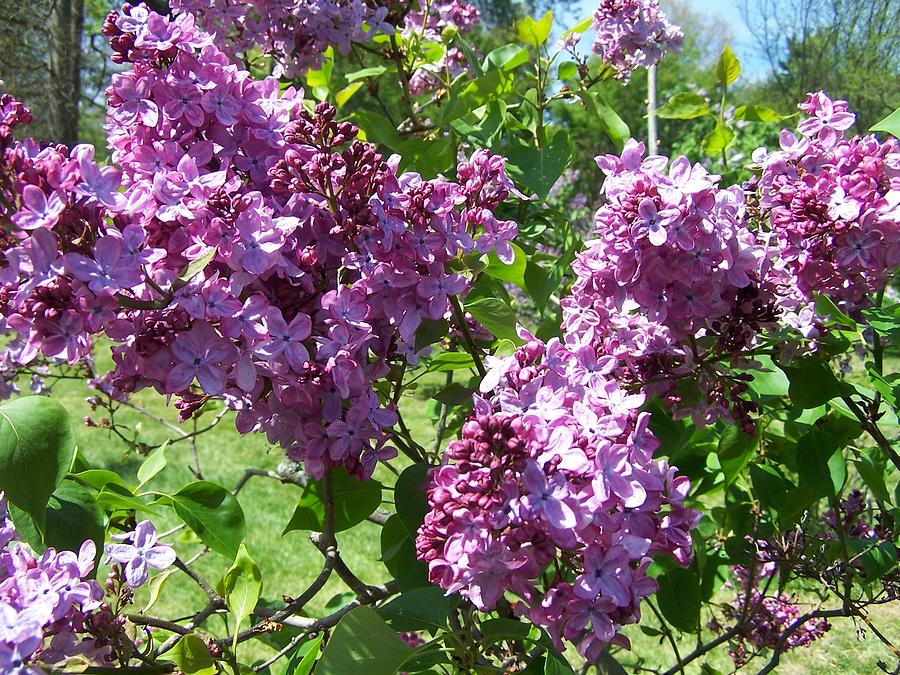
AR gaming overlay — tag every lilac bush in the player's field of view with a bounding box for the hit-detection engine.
[0,1,897,673]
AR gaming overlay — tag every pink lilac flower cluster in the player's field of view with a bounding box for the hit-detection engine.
[754,91,900,336]
[403,1,481,95]
[0,493,108,672]
[562,139,778,429]
[169,0,394,77]
[0,7,519,480]
[591,0,683,81]
[416,328,701,660]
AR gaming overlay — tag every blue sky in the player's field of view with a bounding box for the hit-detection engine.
[574,0,772,80]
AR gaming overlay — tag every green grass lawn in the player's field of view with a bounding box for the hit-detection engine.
[34,347,900,673]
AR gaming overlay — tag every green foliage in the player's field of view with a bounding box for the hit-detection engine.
[169,480,247,559]
[0,396,76,531]
[222,544,263,652]
[284,468,381,534]
[515,11,553,47]
[316,606,412,674]
[172,634,217,675]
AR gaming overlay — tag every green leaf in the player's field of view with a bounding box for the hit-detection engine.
[136,441,169,491]
[481,617,531,642]
[866,365,899,411]
[716,427,758,486]
[484,242,527,288]
[595,651,628,675]
[397,136,455,179]
[715,45,741,85]
[655,92,711,120]
[144,569,174,613]
[515,11,553,47]
[440,70,512,126]
[557,61,578,80]
[579,92,629,151]
[563,15,593,36]
[750,464,792,511]
[426,352,475,372]
[744,356,789,397]
[345,66,387,82]
[304,47,333,101]
[647,401,696,457]
[779,357,848,409]
[377,587,456,632]
[797,427,845,497]
[316,606,411,674]
[505,129,572,199]
[483,44,529,72]
[43,479,105,562]
[222,544,262,652]
[870,106,900,138]
[854,450,890,504]
[454,35,484,77]
[172,634,217,675]
[171,481,247,559]
[701,124,735,155]
[0,396,76,530]
[814,294,857,328]
[414,318,449,352]
[465,297,520,342]
[395,464,430,537]
[655,567,701,632]
[733,104,785,122]
[380,515,429,590]
[96,483,164,516]
[433,382,475,406]
[848,538,898,580]
[283,634,323,675]
[335,82,363,109]
[283,468,381,534]
[72,469,129,492]
[544,650,577,675]
[352,111,403,150]
[179,247,217,284]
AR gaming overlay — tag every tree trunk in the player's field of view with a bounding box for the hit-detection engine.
[47,0,84,146]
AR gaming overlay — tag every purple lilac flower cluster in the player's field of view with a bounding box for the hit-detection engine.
[753,91,900,337]
[721,588,831,667]
[403,1,481,95]
[591,0,683,81]
[169,0,394,77]
[0,6,519,480]
[563,139,777,429]
[416,328,701,660]
[0,494,107,672]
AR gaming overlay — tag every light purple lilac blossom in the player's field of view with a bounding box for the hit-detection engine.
[0,5,520,481]
[105,520,176,588]
[0,493,107,672]
[591,0,683,81]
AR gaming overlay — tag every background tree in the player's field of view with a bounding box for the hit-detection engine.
[741,0,900,130]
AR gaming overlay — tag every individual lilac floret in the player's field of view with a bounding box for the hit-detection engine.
[105,520,176,588]
[591,0,683,81]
